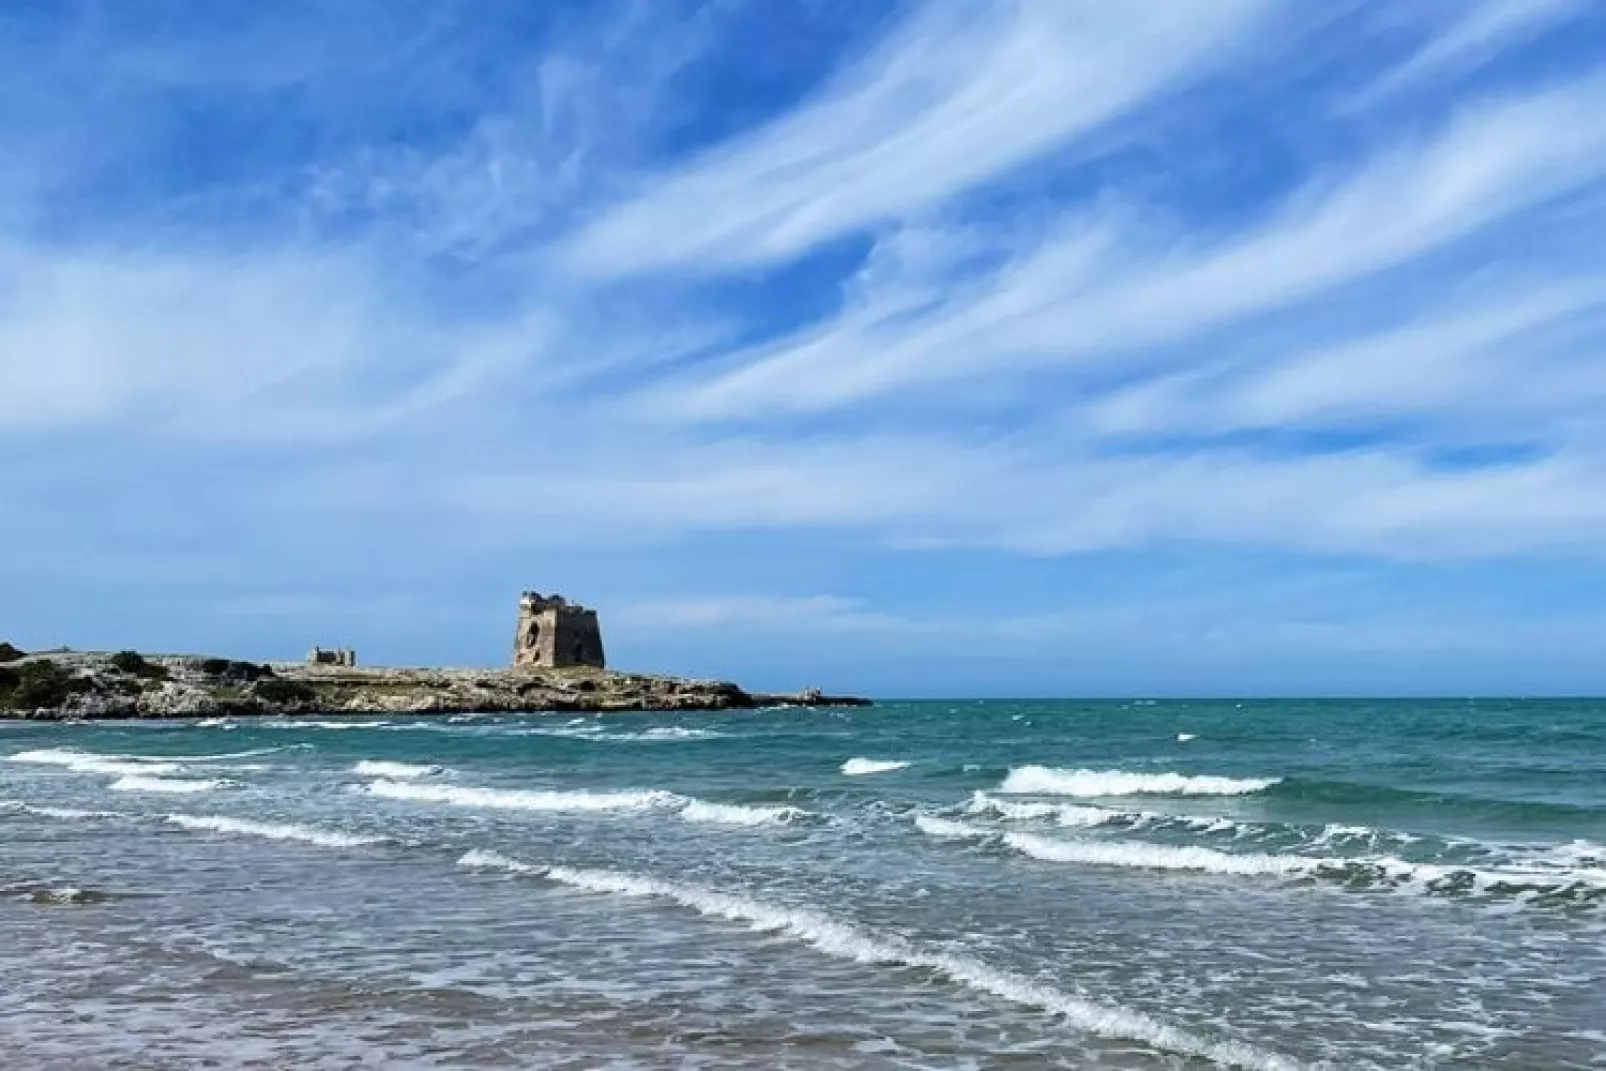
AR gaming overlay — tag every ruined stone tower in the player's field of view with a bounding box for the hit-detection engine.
[512,592,605,670]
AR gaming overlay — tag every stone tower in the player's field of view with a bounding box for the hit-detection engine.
[512,592,605,670]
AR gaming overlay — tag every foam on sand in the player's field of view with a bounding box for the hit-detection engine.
[841,757,909,776]
[999,765,1277,797]
[165,813,386,848]
[679,800,809,827]
[366,779,682,812]
[454,851,1299,1070]
[352,760,443,779]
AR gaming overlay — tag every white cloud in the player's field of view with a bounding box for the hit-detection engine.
[560,0,1270,277]
[648,67,1606,419]
[1353,0,1587,107]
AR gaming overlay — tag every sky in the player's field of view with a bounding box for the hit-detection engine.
[6,0,1606,696]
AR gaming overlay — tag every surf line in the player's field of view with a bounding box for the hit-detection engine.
[456,850,1303,1071]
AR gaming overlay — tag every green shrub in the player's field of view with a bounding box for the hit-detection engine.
[108,650,169,680]
[253,678,316,704]
[0,642,24,663]
[200,658,271,682]
[0,660,87,709]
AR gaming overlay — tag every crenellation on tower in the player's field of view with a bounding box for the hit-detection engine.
[512,591,605,670]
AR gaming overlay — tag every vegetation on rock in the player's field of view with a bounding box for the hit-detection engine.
[0,659,90,710]
[253,678,317,704]
[0,642,24,663]
[109,650,170,680]
[199,658,272,682]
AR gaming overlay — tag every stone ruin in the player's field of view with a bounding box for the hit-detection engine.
[512,592,605,670]
[307,646,357,667]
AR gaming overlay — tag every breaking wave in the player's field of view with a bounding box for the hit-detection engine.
[511,722,726,742]
[110,775,230,794]
[366,780,681,812]
[916,818,1606,904]
[841,757,910,776]
[165,814,386,848]
[9,748,181,778]
[1,800,125,820]
[998,766,1278,797]
[352,760,443,779]
[454,852,1298,1070]
[679,800,809,827]
[260,720,392,731]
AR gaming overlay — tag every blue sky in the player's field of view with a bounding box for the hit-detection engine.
[7,0,1606,696]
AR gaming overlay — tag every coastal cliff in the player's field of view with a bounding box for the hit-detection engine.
[0,647,869,720]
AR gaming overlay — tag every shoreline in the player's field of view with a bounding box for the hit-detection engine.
[0,648,871,720]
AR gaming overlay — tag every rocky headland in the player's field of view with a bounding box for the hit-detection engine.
[0,646,869,720]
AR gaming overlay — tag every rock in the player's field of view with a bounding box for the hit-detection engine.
[0,647,868,720]
[0,642,24,663]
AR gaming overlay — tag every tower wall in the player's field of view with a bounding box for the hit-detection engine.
[513,593,606,669]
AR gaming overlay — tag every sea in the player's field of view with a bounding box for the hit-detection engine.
[1,699,1602,1069]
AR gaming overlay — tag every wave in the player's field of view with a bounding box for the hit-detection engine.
[510,724,726,742]
[965,791,1119,827]
[998,766,1277,797]
[916,818,1606,904]
[352,760,443,779]
[14,885,116,906]
[841,757,910,776]
[1176,733,1197,743]
[110,775,229,794]
[638,726,725,741]
[165,813,386,848]
[679,800,809,827]
[9,748,181,778]
[366,779,681,812]
[455,852,1297,1070]
[260,720,391,731]
[1,800,125,820]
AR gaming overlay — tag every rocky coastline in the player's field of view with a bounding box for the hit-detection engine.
[0,646,870,720]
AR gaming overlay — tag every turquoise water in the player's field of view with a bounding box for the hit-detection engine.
[2,699,1603,1068]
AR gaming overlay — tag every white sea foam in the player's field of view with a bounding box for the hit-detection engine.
[9,746,291,781]
[352,760,443,779]
[1176,733,1197,743]
[261,720,391,730]
[511,724,724,742]
[367,779,682,812]
[999,765,1277,797]
[919,819,1606,900]
[453,852,1298,1070]
[841,757,909,776]
[110,775,229,794]
[965,791,1117,827]
[165,813,386,848]
[914,814,979,840]
[639,726,725,740]
[678,800,808,827]
[1,800,124,819]
[1004,831,1307,876]
[9,749,181,777]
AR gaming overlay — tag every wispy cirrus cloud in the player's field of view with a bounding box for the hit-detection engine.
[560,0,1272,277]
[647,66,1606,419]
